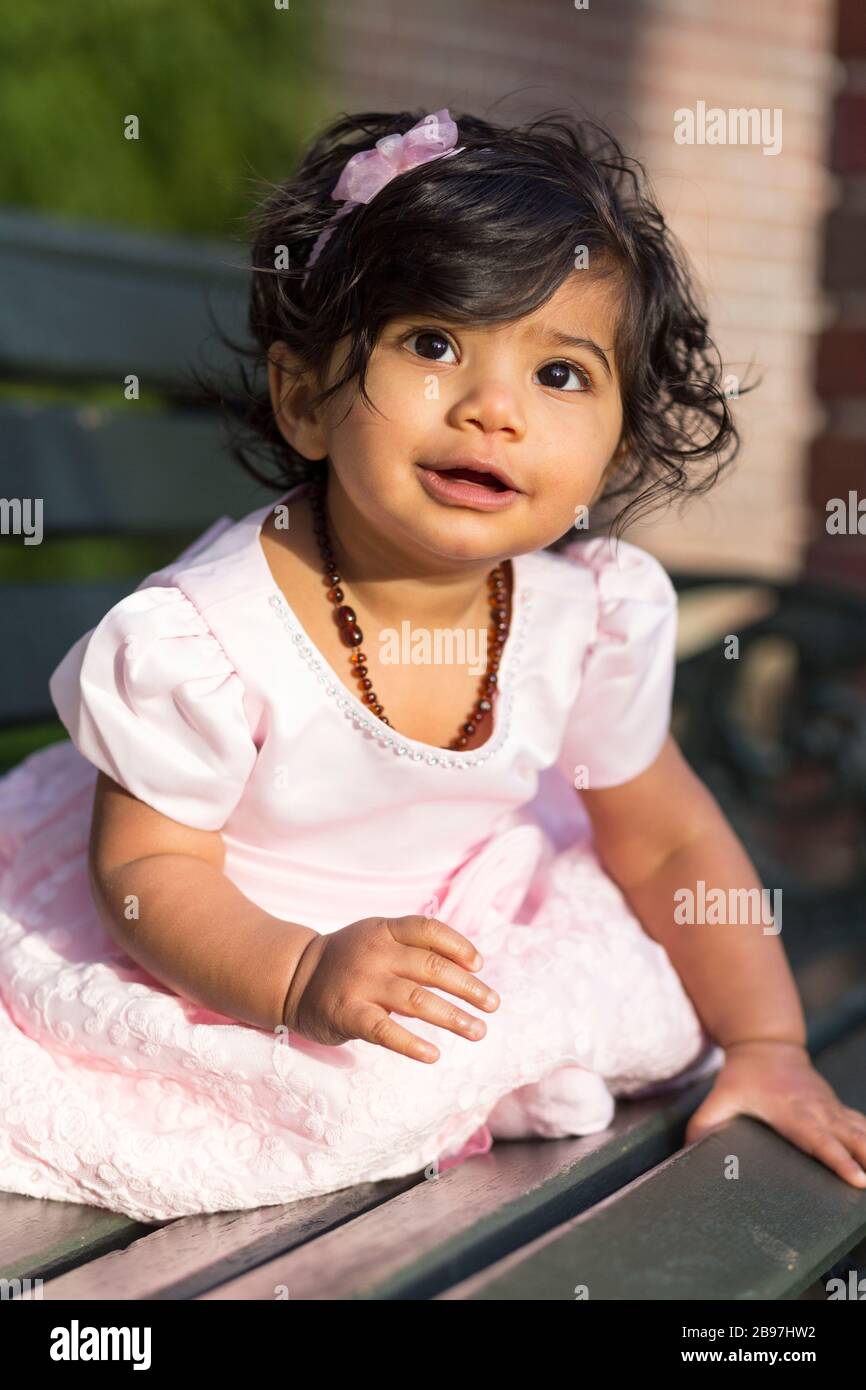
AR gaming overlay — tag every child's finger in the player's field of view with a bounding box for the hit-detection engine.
[794,1121,866,1189]
[384,980,487,1044]
[831,1115,866,1174]
[351,1001,443,1064]
[398,942,500,1014]
[393,914,488,973]
[841,1104,866,1133]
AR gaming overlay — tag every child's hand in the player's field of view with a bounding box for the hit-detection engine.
[684,1039,866,1189]
[282,915,500,1063]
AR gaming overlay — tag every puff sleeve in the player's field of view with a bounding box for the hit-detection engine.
[555,537,678,789]
[48,586,259,830]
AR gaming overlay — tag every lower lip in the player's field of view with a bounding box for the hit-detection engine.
[416,465,520,511]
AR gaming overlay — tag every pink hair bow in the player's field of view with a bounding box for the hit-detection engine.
[303,108,465,282]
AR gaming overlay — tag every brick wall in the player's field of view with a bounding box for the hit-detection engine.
[805,0,866,592]
[310,0,839,578]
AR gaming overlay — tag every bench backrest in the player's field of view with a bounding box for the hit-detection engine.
[0,208,272,727]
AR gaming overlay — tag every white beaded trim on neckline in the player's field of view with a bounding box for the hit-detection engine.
[266,588,534,768]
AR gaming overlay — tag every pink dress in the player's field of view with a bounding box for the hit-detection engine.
[0,480,723,1221]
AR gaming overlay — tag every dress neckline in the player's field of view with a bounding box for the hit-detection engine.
[248,478,534,768]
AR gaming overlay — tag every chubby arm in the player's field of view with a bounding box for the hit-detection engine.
[577,734,806,1050]
[88,771,318,1032]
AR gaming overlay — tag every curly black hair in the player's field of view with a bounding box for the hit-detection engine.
[204,106,756,546]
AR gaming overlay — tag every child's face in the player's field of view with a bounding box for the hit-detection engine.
[273,271,626,565]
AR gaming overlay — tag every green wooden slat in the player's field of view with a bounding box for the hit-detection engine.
[0,1192,153,1284]
[448,1025,866,1301]
[0,582,145,723]
[0,400,271,533]
[34,1177,419,1301]
[0,208,251,391]
[0,537,193,585]
[0,722,69,774]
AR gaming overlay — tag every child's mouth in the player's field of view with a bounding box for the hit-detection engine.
[440,467,508,491]
[416,464,520,511]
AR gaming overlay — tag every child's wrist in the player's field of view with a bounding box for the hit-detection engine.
[724,1036,808,1054]
[279,927,323,1033]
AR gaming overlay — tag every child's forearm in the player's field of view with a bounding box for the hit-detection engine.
[610,826,807,1050]
[90,854,319,1033]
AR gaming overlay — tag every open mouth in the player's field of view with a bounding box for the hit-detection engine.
[416,463,520,509]
[435,467,509,492]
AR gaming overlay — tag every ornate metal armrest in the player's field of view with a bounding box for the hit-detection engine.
[670,571,866,950]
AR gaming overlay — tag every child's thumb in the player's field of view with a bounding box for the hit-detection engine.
[684,1093,739,1146]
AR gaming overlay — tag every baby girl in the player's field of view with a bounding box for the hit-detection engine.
[1,106,864,1224]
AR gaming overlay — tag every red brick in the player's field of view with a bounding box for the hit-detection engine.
[823,211,866,289]
[837,0,866,60]
[808,437,866,512]
[831,92,866,172]
[815,326,866,396]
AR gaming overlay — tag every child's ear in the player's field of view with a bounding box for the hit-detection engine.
[267,341,328,460]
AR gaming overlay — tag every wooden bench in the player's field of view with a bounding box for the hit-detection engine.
[2,210,866,1303]
[0,206,270,763]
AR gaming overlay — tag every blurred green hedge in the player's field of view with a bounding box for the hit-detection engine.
[0,0,326,235]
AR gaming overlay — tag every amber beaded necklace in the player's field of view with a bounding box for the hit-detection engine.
[307,474,512,752]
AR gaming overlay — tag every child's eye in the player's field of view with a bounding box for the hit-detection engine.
[403,329,457,364]
[402,330,593,392]
[535,360,593,392]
